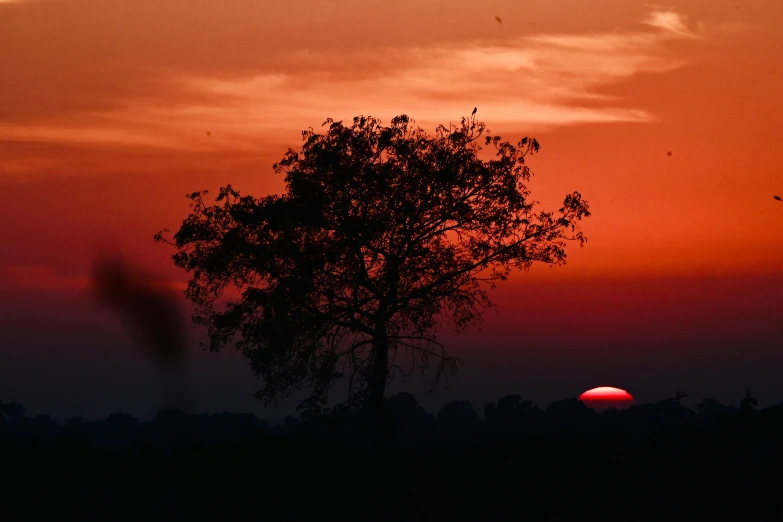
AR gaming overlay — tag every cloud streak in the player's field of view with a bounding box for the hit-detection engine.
[0,6,702,154]
[644,11,700,39]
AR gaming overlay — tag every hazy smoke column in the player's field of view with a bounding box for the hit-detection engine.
[90,253,191,412]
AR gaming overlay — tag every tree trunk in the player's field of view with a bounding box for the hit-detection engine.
[367,314,419,520]
[369,329,389,415]
[366,324,392,451]
[367,327,406,518]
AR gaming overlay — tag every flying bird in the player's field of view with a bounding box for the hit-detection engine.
[774,195,782,201]
[495,15,502,24]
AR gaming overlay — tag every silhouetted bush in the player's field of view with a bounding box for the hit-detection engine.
[2,393,782,521]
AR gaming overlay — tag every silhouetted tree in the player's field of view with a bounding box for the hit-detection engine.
[741,388,758,414]
[385,392,435,443]
[2,401,25,423]
[497,393,535,414]
[296,392,330,422]
[155,111,590,419]
[64,416,82,437]
[485,394,540,436]
[545,398,599,431]
[103,413,139,443]
[437,400,481,442]
[696,397,720,416]
[283,415,300,431]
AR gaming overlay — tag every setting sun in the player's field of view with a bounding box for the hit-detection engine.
[579,386,635,411]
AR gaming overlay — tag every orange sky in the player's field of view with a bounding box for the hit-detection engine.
[2,0,782,282]
[1,0,782,418]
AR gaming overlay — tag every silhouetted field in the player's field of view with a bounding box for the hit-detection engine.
[2,393,781,521]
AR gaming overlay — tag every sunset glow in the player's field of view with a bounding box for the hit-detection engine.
[3,6,783,518]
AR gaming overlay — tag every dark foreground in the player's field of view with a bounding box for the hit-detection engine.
[2,394,782,521]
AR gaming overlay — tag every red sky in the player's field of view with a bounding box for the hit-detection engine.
[1,0,782,419]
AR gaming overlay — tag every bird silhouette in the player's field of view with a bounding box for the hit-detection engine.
[472,107,477,115]
[495,15,502,24]
[774,195,782,201]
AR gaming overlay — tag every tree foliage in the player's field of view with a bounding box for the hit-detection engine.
[155,112,590,411]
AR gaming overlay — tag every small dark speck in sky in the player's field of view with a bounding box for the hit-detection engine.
[495,15,502,24]
[206,131,211,137]
[774,195,782,201]
[667,151,672,156]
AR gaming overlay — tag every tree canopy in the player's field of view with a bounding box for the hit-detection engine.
[155,112,590,413]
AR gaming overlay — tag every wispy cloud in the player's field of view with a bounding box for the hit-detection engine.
[644,11,700,39]
[0,8,703,151]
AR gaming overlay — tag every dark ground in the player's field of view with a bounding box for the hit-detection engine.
[1,393,782,521]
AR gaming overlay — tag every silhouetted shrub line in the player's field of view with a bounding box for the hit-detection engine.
[2,394,780,520]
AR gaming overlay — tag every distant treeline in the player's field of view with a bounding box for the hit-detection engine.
[1,393,781,521]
